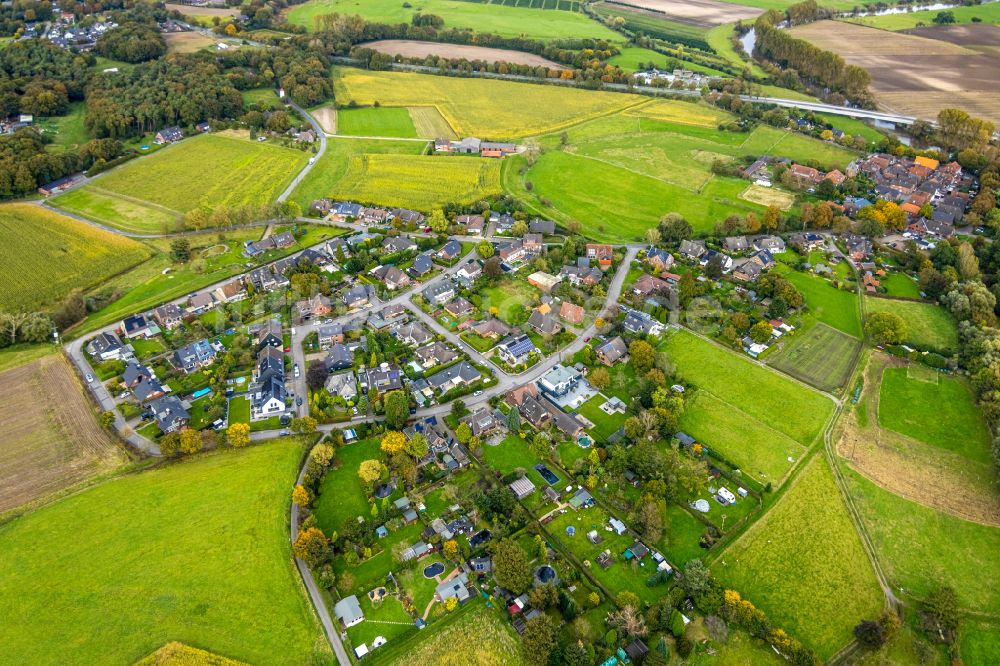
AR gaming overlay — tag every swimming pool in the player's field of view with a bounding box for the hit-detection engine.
[423,562,445,578]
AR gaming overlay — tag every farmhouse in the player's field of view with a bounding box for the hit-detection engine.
[154,126,183,144]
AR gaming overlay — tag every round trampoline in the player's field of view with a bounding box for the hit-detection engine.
[536,565,557,584]
[373,483,393,499]
[423,562,445,578]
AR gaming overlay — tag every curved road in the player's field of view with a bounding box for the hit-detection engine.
[279,99,328,204]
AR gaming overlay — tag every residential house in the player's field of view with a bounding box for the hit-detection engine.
[632,274,671,299]
[251,374,287,419]
[325,371,358,402]
[382,236,418,254]
[538,364,580,397]
[395,322,434,347]
[296,294,332,321]
[596,336,627,366]
[789,232,824,253]
[724,236,749,253]
[678,239,706,261]
[332,202,362,219]
[586,243,614,269]
[529,219,555,235]
[342,284,375,308]
[732,259,763,282]
[255,319,283,353]
[505,383,539,409]
[324,343,354,371]
[363,363,404,394]
[370,264,412,291]
[755,235,786,253]
[560,264,603,287]
[414,341,458,368]
[390,208,425,226]
[154,126,182,144]
[333,596,364,628]
[528,305,562,336]
[422,282,456,306]
[122,361,154,389]
[133,377,167,404]
[462,406,502,438]
[559,301,585,325]
[187,292,216,314]
[172,339,217,374]
[789,164,822,184]
[213,279,247,304]
[436,239,462,262]
[359,208,392,226]
[410,251,434,278]
[497,333,538,366]
[444,297,474,318]
[523,234,544,254]
[318,323,345,348]
[148,395,189,433]
[152,303,184,331]
[427,361,481,393]
[457,214,485,234]
[470,318,511,340]
[497,238,527,264]
[622,308,665,336]
[436,572,471,604]
[87,332,126,361]
[646,246,675,271]
[121,314,157,340]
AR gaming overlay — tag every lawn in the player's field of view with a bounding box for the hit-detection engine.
[337,107,417,137]
[679,391,806,486]
[782,269,861,338]
[665,329,834,446]
[480,434,552,488]
[242,87,281,109]
[313,436,381,534]
[509,111,854,241]
[332,68,641,139]
[289,137,427,209]
[0,203,152,311]
[288,0,620,41]
[371,603,525,666]
[53,133,309,233]
[661,503,709,566]
[866,297,958,353]
[715,457,883,660]
[843,466,1000,614]
[878,272,922,299]
[329,154,502,210]
[768,323,861,392]
[606,46,673,72]
[812,112,886,145]
[548,505,666,604]
[961,621,1000,665]
[479,279,539,324]
[0,439,326,665]
[39,101,90,151]
[576,395,626,442]
[878,367,991,464]
[556,439,591,469]
[345,593,415,650]
[228,395,250,424]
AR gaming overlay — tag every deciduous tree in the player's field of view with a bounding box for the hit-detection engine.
[493,539,533,593]
[292,527,329,567]
[380,431,407,455]
[226,422,250,448]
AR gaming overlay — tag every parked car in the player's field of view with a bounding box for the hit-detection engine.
[474,390,483,397]
[296,397,303,406]
[293,364,300,378]
[85,373,94,383]
[352,406,359,415]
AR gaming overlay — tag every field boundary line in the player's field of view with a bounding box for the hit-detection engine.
[523,96,651,141]
[85,185,184,220]
[565,151,705,192]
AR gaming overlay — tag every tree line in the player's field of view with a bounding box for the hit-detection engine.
[0,39,93,115]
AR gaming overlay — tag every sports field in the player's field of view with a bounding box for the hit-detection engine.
[330,154,501,209]
[878,366,991,464]
[290,138,427,209]
[332,68,641,138]
[287,0,620,41]
[716,457,884,660]
[0,203,152,310]
[679,391,806,485]
[665,329,834,446]
[768,323,861,392]
[336,107,418,138]
[0,440,326,665]
[782,269,861,338]
[53,133,309,233]
[0,355,128,515]
[866,297,958,353]
[843,466,1000,615]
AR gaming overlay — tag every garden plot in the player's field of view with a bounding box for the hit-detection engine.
[768,323,861,392]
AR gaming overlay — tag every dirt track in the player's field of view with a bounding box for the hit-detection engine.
[0,356,128,514]
[359,40,567,69]
[605,0,759,26]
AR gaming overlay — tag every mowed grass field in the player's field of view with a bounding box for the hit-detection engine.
[768,323,861,392]
[287,0,620,41]
[290,137,427,210]
[866,297,958,352]
[843,466,1000,615]
[781,269,861,338]
[0,355,128,515]
[680,391,806,486]
[665,329,834,445]
[715,457,884,659]
[878,366,991,464]
[0,203,152,310]
[337,106,418,138]
[313,437,380,535]
[509,102,854,240]
[53,133,309,233]
[332,68,641,138]
[0,440,326,665]
[330,154,502,209]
